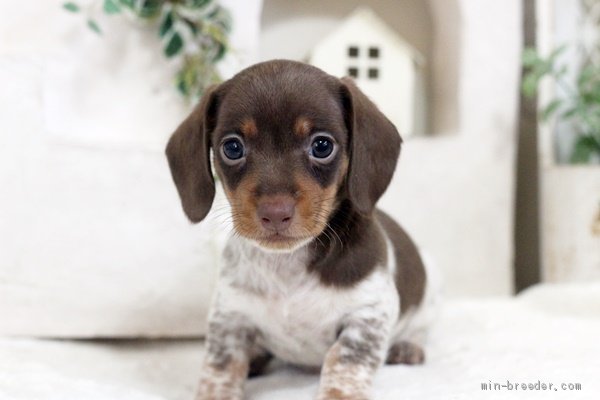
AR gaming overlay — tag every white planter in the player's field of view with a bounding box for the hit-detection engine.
[541,167,600,282]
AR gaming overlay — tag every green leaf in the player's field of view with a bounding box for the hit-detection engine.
[187,0,212,8]
[138,0,163,18]
[119,0,135,8]
[176,69,189,95]
[571,135,600,164]
[537,61,553,77]
[104,0,121,14]
[63,2,80,12]
[521,73,539,97]
[212,42,226,62]
[164,32,183,57]
[177,79,188,96]
[522,48,540,67]
[578,66,595,89]
[541,99,562,121]
[182,18,198,36]
[159,11,174,38]
[562,107,578,119]
[87,19,102,34]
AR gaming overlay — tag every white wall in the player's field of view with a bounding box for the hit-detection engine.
[395,0,520,297]
[260,0,432,62]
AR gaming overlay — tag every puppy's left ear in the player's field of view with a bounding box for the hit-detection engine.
[166,85,220,223]
[340,77,402,215]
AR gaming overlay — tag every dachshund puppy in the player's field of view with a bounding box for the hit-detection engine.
[166,60,434,400]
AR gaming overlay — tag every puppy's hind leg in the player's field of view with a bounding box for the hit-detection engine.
[386,340,425,365]
[387,252,441,366]
[385,306,430,366]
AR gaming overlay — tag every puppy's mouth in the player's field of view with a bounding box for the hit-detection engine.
[254,231,313,250]
[262,232,295,242]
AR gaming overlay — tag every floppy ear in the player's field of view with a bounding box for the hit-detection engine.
[165,86,220,223]
[340,77,402,215]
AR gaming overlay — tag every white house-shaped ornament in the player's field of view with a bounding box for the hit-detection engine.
[309,7,425,137]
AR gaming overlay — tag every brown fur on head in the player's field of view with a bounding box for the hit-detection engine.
[166,60,402,251]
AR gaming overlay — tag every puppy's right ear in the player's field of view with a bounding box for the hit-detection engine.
[166,85,220,223]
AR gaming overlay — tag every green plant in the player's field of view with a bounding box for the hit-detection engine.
[63,0,231,100]
[522,46,600,163]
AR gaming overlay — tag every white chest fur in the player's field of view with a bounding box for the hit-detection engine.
[212,237,399,367]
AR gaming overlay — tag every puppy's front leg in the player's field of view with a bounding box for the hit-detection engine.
[195,312,256,400]
[317,311,393,400]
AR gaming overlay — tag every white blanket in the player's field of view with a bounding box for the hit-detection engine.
[1,283,599,400]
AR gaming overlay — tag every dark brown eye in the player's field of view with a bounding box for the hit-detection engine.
[310,137,334,159]
[222,138,244,160]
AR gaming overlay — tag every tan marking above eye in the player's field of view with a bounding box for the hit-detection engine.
[294,117,312,137]
[240,118,258,137]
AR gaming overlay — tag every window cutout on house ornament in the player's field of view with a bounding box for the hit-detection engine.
[369,46,380,58]
[368,68,379,79]
[345,45,382,80]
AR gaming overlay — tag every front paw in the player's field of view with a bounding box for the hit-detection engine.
[195,376,244,400]
[195,395,238,400]
[316,388,370,400]
[195,387,242,400]
[194,358,248,400]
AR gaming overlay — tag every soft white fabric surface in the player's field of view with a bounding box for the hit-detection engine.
[1,283,599,400]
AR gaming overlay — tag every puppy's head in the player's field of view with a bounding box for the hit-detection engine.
[166,60,401,251]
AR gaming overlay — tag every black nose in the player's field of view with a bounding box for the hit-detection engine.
[257,196,295,232]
